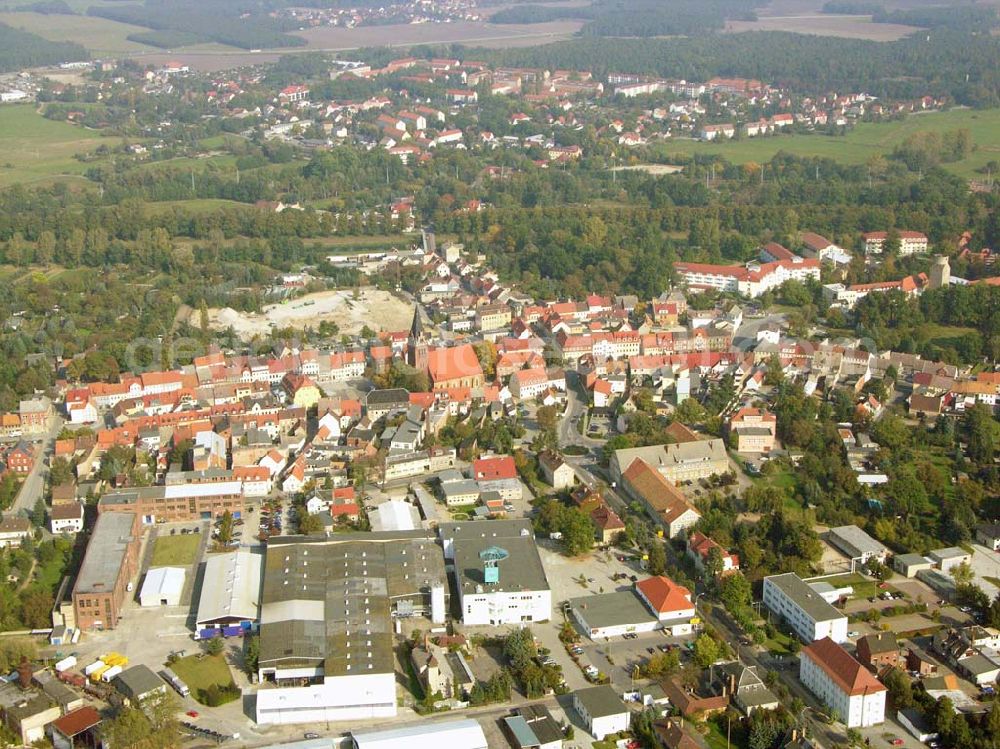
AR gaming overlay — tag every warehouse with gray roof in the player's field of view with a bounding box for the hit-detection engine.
[255,532,447,725]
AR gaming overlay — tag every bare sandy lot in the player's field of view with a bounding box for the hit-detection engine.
[612,164,685,175]
[294,18,584,50]
[205,288,413,338]
[726,14,921,40]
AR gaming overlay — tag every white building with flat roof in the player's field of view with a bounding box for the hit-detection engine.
[138,567,185,607]
[440,520,551,626]
[763,573,848,644]
[351,718,488,749]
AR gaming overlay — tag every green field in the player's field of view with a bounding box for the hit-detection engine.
[150,533,201,566]
[143,198,254,216]
[0,105,115,187]
[655,108,1000,179]
[0,11,156,54]
[169,654,237,704]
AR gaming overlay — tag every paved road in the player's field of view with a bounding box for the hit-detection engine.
[11,415,64,519]
[558,374,604,451]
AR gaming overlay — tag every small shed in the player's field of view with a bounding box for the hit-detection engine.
[138,567,185,607]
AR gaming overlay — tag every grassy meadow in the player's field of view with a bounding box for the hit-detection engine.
[655,108,1000,179]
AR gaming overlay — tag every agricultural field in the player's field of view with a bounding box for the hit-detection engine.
[150,534,201,567]
[0,105,115,187]
[655,107,1000,179]
[293,18,585,51]
[725,14,920,40]
[0,11,155,54]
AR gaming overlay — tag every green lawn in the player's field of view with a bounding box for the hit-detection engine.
[818,572,882,600]
[763,628,796,656]
[0,105,117,188]
[704,714,748,749]
[142,199,254,216]
[654,108,1000,179]
[168,654,236,704]
[150,533,201,566]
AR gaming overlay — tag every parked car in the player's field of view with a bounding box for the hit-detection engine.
[186,711,199,718]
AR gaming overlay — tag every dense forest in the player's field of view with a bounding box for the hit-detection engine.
[491,0,762,36]
[463,31,1000,106]
[0,23,87,72]
[823,1,999,32]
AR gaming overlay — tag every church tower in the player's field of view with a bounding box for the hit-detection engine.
[929,255,950,290]
[407,304,429,372]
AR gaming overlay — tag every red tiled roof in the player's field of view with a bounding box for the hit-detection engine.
[802,637,887,697]
[473,455,517,481]
[427,344,483,384]
[636,575,692,614]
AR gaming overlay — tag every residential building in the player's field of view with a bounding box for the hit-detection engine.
[863,231,928,256]
[762,573,848,644]
[713,662,780,715]
[19,397,52,434]
[799,638,886,728]
[728,407,777,453]
[855,633,900,670]
[538,451,575,490]
[610,439,729,484]
[49,503,84,535]
[440,520,551,626]
[619,459,700,538]
[572,685,630,740]
[673,257,820,298]
[975,523,1000,552]
[686,531,739,576]
[0,516,31,548]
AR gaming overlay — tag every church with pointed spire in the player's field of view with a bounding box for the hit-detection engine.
[407,304,429,373]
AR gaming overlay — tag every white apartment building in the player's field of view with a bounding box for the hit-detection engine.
[674,257,820,298]
[863,231,928,256]
[800,637,886,728]
[762,573,848,643]
[573,685,630,740]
